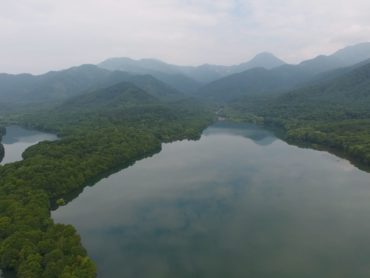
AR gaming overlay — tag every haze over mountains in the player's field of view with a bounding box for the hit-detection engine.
[198,42,370,101]
[97,52,286,96]
[0,65,182,106]
[59,82,159,113]
[274,62,370,112]
[0,42,369,108]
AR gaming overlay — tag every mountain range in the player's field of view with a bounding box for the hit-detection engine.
[198,42,370,101]
[0,42,370,108]
[271,61,370,117]
[98,52,286,89]
[0,65,182,106]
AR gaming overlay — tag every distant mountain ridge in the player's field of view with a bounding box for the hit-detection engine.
[275,61,370,110]
[98,52,286,86]
[198,42,370,101]
[0,64,183,105]
[230,52,286,73]
[0,42,369,107]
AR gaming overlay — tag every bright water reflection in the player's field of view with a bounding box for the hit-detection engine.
[1,125,57,165]
[53,123,370,278]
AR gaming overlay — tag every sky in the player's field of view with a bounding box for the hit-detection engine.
[1,0,370,74]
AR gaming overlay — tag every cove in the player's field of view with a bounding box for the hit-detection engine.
[0,125,57,165]
[53,122,370,278]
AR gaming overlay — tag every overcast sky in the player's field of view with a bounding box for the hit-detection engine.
[1,0,370,74]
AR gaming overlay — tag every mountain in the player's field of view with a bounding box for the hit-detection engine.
[0,65,109,104]
[230,52,286,72]
[142,71,202,94]
[98,58,202,93]
[59,82,159,112]
[93,70,182,101]
[0,64,182,106]
[230,60,370,167]
[99,58,179,75]
[297,42,370,74]
[273,61,370,114]
[197,65,308,101]
[98,53,286,85]
[234,61,370,123]
[198,42,370,102]
[332,42,370,65]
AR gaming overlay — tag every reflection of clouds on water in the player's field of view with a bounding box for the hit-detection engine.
[324,152,356,172]
[1,126,57,165]
[53,123,370,278]
[203,122,276,146]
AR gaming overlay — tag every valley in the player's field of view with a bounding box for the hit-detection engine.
[1,42,370,277]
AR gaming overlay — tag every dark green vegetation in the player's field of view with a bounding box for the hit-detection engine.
[1,41,370,277]
[0,82,212,277]
[0,65,183,107]
[228,61,370,167]
[0,127,5,162]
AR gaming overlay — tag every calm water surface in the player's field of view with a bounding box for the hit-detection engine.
[53,123,370,278]
[1,125,57,165]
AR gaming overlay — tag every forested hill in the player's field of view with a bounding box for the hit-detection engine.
[262,61,370,120]
[0,64,182,106]
[0,80,212,277]
[58,82,159,113]
[197,65,309,101]
[228,61,370,167]
[198,42,370,102]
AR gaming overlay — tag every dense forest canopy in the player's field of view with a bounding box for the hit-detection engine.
[0,82,212,277]
[0,127,5,163]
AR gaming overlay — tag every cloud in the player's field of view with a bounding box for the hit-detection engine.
[0,0,369,73]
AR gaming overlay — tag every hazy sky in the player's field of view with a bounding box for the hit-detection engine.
[1,0,370,74]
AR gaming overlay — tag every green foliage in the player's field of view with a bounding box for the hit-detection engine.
[227,62,370,168]
[0,64,183,106]
[0,126,4,162]
[0,84,212,277]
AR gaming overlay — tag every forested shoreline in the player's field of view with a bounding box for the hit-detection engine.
[1,42,370,278]
[222,110,370,172]
[223,103,370,171]
[0,98,212,277]
[218,61,370,172]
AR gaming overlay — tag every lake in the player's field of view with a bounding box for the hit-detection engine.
[0,125,58,165]
[52,122,370,278]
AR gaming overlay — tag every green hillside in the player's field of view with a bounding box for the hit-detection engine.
[228,62,370,167]
[198,66,309,101]
[198,43,370,102]
[0,65,182,106]
[59,82,158,113]
[0,82,212,277]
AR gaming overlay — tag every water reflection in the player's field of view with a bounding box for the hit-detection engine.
[1,125,57,165]
[53,124,370,278]
[204,121,276,145]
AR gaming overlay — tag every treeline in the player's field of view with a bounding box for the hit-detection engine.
[225,62,370,168]
[0,99,212,277]
[0,126,5,163]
